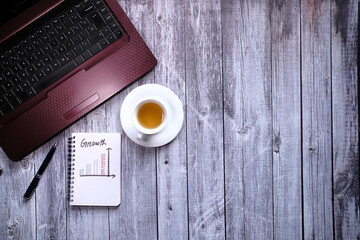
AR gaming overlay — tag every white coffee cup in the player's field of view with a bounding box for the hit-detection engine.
[132,97,168,141]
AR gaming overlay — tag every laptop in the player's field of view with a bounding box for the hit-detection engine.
[0,0,157,161]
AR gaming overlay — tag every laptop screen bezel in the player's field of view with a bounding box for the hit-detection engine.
[0,0,62,44]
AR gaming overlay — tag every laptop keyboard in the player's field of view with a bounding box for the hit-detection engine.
[0,0,124,118]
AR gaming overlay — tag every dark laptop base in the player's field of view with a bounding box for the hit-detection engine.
[0,0,157,161]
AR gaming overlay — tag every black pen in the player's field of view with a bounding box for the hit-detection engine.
[24,142,58,200]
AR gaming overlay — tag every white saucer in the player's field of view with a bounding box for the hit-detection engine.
[120,84,184,147]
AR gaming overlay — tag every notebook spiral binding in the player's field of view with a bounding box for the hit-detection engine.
[67,136,76,202]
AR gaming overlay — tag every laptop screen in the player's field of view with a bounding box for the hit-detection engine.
[0,0,40,27]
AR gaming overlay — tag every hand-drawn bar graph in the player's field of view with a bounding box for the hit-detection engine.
[79,148,115,178]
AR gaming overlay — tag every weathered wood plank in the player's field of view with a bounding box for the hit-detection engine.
[223,0,273,239]
[153,0,188,239]
[185,0,225,239]
[65,106,111,240]
[0,151,36,239]
[301,1,334,239]
[108,1,158,239]
[271,1,302,239]
[35,134,67,239]
[331,0,359,238]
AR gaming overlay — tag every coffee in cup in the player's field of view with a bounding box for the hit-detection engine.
[133,98,167,140]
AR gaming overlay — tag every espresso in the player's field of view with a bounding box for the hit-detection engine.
[137,102,164,129]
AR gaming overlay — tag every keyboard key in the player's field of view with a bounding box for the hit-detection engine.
[94,0,102,6]
[11,76,21,84]
[43,65,53,74]
[26,66,36,74]
[106,33,116,44]
[66,50,76,59]
[59,55,69,65]
[26,87,36,97]
[50,49,60,59]
[99,6,108,15]
[88,24,97,34]
[108,20,119,30]
[4,92,19,109]
[18,71,29,80]
[71,23,81,32]
[103,12,112,22]
[0,74,5,83]
[66,39,75,48]
[0,96,6,106]
[114,29,124,38]
[42,56,52,64]
[51,39,60,48]
[100,26,111,36]
[35,49,44,58]
[81,39,91,49]
[89,12,106,29]
[17,90,31,104]
[81,50,92,60]
[19,59,29,68]
[4,69,13,77]
[73,45,83,55]
[0,103,13,116]
[79,19,90,28]
[40,34,50,42]
[89,32,104,44]
[55,23,65,32]
[28,75,39,84]
[3,81,14,91]
[63,18,73,28]
[11,64,22,73]
[36,70,45,80]
[11,86,23,96]
[98,39,109,49]
[20,81,31,90]
[72,35,82,43]
[89,44,101,55]
[58,46,67,54]
[59,34,67,42]
[65,29,75,38]
[78,4,95,17]
[51,59,60,70]
[70,11,81,22]
[74,55,84,66]
[79,29,90,40]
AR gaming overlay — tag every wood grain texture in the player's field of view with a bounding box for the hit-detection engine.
[0,1,358,239]
[185,0,225,239]
[301,0,334,239]
[331,0,359,238]
[35,134,67,240]
[0,151,36,239]
[271,0,302,239]
[153,0,188,239]
[223,0,273,239]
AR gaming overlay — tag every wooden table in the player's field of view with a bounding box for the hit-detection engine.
[0,0,358,239]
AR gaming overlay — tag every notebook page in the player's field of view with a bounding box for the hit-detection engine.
[70,132,121,206]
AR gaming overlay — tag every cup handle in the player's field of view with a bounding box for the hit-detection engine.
[137,132,144,141]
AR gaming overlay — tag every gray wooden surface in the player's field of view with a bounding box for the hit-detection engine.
[0,0,358,239]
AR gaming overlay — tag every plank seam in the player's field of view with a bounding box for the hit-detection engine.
[330,0,336,239]
[299,0,305,239]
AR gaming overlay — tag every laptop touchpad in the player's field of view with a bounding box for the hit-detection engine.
[63,93,99,120]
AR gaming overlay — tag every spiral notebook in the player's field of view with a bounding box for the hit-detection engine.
[68,132,121,206]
